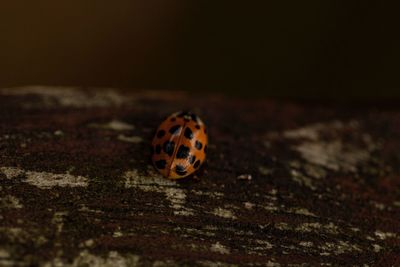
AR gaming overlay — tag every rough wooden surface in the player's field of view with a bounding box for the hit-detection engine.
[0,86,399,266]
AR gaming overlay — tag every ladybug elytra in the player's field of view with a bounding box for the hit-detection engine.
[151,111,208,179]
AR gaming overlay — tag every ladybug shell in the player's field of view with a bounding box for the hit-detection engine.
[152,111,208,179]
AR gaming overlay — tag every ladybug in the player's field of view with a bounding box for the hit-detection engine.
[151,111,208,179]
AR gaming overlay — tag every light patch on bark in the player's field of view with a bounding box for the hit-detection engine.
[212,207,237,220]
[269,120,379,174]
[276,121,380,190]
[299,241,314,247]
[224,228,254,237]
[124,169,174,189]
[1,195,23,209]
[370,201,386,210]
[270,189,277,195]
[78,204,104,214]
[0,249,10,258]
[244,202,255,209]
[173,210,195,216]
[372,244,383,252]
[283,121,348,140]
[266,261,281,267]
[78,239,95,248]
[204,225,219,231]
[273,221,345,237]
[52,211,68,252]
[0,86,130,108]
[44,250,141,267]
[303,163,327,179]
[288,207,316,217]
[88,120,134,131]
[117,134,143,143]
[319,240,362,255]
[0,226,46,247]
[294,140,372,172]
[0,227,24,243]
[290,168,316,190]
[255,190,280,212]
[123,169,194,216]
[236,174,252,180]
[0,249,13,267]
[283,125,319,140]
[113,231,123,238]
[197,260,238,267]
[191,190,224,198]
[375,230,397,240]
[54,130,64,136]
[260,203,279,212]
[1,167,88,189]
[210,242,230,254]
[0,167,24,179]
[254,239,273,249]
[366,235,376,241]
[296,222,339,235]
[258,166,273,176]
[152,259,179,267]
[175,227,216,237]
[274,222,291,231]
[164,187,194,216]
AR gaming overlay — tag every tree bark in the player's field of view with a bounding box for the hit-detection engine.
[0,86,399,266]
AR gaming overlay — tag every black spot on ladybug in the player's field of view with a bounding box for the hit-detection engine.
[155,144,161,154]
[204,128,207,134]
[176,145,190,159]
[163,141,175,156]
[194,160,201,169]
[184,127,193,140]
[155,160,167,169]
[204,145,208,153]
[190,114,198,122]
[189,155,196,164]
[195,140,203,150]
[157,130,165,138]
[175,164,187,176]
[169,125,181,135]
[195,125,200,130]
[170,117,176,122]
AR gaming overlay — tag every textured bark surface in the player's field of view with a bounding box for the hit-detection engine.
[0,86,399,266]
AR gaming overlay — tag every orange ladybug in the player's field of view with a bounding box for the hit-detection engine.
[151,111,208,179]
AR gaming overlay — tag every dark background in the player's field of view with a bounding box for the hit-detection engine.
[0,1,399,98]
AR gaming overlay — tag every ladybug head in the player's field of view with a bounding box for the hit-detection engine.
[176,111,199,122]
